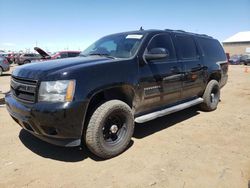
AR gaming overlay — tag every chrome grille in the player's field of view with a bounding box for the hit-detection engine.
[11,76,38,103]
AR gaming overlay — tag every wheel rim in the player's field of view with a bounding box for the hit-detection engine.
[102,112,127,146]
[210,86,219,104]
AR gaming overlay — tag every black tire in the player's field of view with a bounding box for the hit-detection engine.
[0,67,2,76]
[200,80,220,111]
[85,100,134,159]
[23,60,30,64]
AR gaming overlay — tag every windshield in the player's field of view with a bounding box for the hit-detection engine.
[80,33,144,58]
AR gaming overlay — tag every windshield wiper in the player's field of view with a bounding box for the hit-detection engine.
[88,53,116,59]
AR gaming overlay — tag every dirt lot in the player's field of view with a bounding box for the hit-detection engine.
[0,65,250,188]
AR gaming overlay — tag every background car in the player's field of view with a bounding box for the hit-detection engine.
[0,56,10,76]
[34,47,80,61]
[229,55,242,65]
[240,54,250,65]
[16,53,42,65]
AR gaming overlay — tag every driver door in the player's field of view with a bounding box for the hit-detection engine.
[137,33,183,114]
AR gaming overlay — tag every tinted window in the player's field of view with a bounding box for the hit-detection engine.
[68,52,80,57]
[25,54,33,57]
[175,35,198,59]
[198,38,226,61]
[148,34,176,60]
[60,53,68,58]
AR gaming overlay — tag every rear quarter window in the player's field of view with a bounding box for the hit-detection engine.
[198,38,226,61]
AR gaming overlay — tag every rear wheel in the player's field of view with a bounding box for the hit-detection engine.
[23,60,30,64]
[200,80,220,111]
[85,100,134,159]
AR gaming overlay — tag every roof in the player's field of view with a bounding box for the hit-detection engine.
[223,31,250,43]
[108,29,213,39]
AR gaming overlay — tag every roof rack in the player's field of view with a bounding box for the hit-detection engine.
[174,30,186,33]
[164,29,213,38]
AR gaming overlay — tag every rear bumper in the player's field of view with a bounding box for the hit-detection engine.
[5,93,88,147]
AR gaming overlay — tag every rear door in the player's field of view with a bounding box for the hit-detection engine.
[137,33,183,114]
[173,34,205,100]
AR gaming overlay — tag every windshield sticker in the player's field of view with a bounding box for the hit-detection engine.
[126,34,143,39]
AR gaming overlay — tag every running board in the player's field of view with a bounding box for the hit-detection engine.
[135,98,204,123]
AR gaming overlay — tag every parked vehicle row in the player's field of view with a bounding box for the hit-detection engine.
[34,47,81,61]
[14,48,81,65]
[229,54,250,65]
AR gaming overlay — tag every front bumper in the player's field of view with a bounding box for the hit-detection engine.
[5,93,88,147]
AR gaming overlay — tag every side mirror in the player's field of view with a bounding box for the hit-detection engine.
[144,48,169,61]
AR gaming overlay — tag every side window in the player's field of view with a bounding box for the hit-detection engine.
[174,35,198,59]
[68,52,80,57]
[198,38,226,61]
[147,34,176,60]
[60,53,68,58]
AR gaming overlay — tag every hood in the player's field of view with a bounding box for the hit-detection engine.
[12,56,115,80]
[34,47,51,58]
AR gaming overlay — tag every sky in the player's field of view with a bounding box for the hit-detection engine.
[0,0,250,52]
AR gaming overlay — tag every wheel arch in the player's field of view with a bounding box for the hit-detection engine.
[208,71,221,83]
[81,84,138,137]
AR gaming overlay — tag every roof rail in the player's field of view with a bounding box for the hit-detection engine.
[174,30,186,33]
[164,29,213,38]
[164,29,173,32]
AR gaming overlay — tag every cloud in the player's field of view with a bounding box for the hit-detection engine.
[2,42,16,46]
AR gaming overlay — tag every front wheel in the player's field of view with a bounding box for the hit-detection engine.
[85,100,134,159]
[200,80,220,111]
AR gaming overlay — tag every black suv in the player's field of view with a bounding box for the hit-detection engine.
[5,29,228,159]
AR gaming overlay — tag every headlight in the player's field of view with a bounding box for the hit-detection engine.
[38,80,75,102]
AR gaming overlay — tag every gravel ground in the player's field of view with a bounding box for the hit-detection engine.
[0,65,250,188]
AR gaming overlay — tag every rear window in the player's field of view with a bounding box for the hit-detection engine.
[174,35,198,59]
[198,38,226,61]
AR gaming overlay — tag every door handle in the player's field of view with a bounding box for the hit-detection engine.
[170,66,179,72]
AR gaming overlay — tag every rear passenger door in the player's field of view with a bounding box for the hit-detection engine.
[173,34,205,100]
